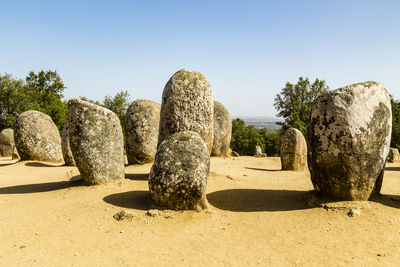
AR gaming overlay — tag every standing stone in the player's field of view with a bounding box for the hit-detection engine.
[211,101,232,157]
[149,131,210,210]
[68,99,124,185]
[254,146,262,156]
[125,99,161,164]
[12,146,20,160]
[308,81,392,200]
[158,69,214,153]
[0,128,15,157]
[14,110,64,163]
[280,128,307,171]
[387,148,400,163]
[61,123,76,166]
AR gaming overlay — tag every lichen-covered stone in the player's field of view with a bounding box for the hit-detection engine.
[149,131,210,210]
[14,110,64,163]
[211,101,231,157]
[387,147,400,163]
[61,123,75,166]
[68,99,124,185]
[281,128,307,171]
[307,81,392,200]
[125,99,160,164]
[158,69,214,153]
[0,128,15,157]
[12,146,20,160]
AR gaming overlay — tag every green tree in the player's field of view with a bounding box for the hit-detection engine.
[230,118,265,155]
[25,70,68,131]
[259,128,281,156]
[391,96,400,149]
[102,90,131,125]
[0,74,28,130]
[274,77,328,135]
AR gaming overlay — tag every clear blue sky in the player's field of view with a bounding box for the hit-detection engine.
[1,0,399,117]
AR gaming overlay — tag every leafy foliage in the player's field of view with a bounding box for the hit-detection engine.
[274,77,328,135]
[391,96,400,149]
[0,71,67,131]
[230,118,281,156]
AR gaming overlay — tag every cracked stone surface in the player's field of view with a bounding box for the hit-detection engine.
[211,101,231,157]
[125,99,160,164]
[307,81,392,200]
[158,69,214,153]
[280,128,307,171]
[14,110,64,163]
[68,99,124,185]
[149,131,210,210]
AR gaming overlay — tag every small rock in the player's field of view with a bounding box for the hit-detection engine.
[226,175,234,180]
[231,151,239,157]
[120,230,124,233]
[146,209,161,217]
[69,175,83,182]
[113,210,135,221]
[348,208,361,217]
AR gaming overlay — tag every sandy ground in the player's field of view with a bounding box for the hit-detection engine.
[0,156,400,266]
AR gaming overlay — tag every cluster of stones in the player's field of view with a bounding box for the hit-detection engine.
[14,110,64,163]
[149,69,213,210]
[280,128,307,171]
[307,81,392,201]
[211,101,232,157]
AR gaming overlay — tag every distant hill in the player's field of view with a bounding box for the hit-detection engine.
[233,116,283,131]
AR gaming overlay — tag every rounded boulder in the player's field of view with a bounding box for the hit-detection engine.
[149,131,210,210]
[211,101,232,157]
[0,128,15,157]
[387,148,400,163]
[307,81,392,200]
[280,128,307,171]
[68,99,124,185]
[125,99,160,164]
[14,110,64,163]
[158,69,214,153]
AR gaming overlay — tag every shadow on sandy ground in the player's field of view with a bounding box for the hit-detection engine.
[0,179,83,194]
[103,190,151,210]
[245,167,281,172]
[25,162,64,167]
[207,189,309,212]
[371,194,400,209]
[384,166,400,172]
[125,173,149,181]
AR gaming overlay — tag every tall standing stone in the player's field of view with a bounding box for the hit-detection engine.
[125,99,160,164]
[0,128,15,157]
[387,148,400,163]
[307,81,392,200]
[14,110,64,163]
[149,131,210,210]
[158,69,214,153]
[68,99,124,185]
[280,128,307,171]
[61,123,76,166]
[211,101,232,157]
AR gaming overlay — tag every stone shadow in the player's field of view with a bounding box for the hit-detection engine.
[384,166,400,172]
[245,167,281,172]
[371,194,400,209]
[103,190,152,210]
[0,180,83,194]
[25,162,64,167]
[125,173,149,181]
[207,189,309,212]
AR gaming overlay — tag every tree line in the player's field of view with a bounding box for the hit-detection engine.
[2,71,400,155]
[0,71,131,132]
